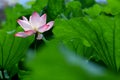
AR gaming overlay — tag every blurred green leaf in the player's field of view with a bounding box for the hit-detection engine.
[83,4,102,17]
[53,12,120,71]
[53,19,79,39]
[83,15,120,71]
[0,29,34,78]
[23,41,119,80]
[47,0,65,20]
[75,0,95,8]
[103,0,120,15]
[26,0,36,6]
[64,1,83,19]
[32,0,48,12]
[113,14,120,70]
[53,18,96,59]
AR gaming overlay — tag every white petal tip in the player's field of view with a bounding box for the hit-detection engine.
[15,32,27,38]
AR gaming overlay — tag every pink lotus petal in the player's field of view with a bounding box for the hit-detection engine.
[36,34,43,40]
[46,21,54,31]
[17,20,32,31]
[15,30,35,38]
[15,32,29,38]
[39,14,46,27]
[30,12,41,28]
[24,30,36,35]
[38,21,54,33]
[22,16,28,21]
[38,25,49,33]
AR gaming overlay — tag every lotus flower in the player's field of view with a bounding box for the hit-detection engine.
[15,12,54,40]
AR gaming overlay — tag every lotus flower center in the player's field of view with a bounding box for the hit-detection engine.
[33,27,38,31]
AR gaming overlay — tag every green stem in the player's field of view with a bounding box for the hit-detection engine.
[34,33,38,54]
